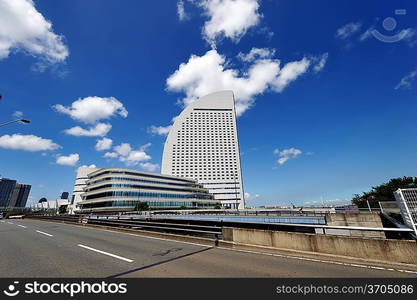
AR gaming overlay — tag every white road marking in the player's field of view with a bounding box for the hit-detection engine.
[77,244,134,263]
[36,230,53,237]
[0,220,5,223]
[7,222,13,224]
[17,225,27,228]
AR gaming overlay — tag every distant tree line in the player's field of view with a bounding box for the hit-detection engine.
[352,176,417,208]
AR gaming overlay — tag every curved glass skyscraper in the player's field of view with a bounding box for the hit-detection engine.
[161,91,245,209]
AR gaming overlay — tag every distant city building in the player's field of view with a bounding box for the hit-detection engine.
[0,178,16,207]
[61,192,69,199]
[68,165,98,214]
[74,168,219,213]
[8,184,31,207]
[394,188,417,236]
[31,199,69,211]
[161,91,245,209]
[0,178,31,208]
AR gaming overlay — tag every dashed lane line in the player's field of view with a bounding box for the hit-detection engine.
[78,244,134,263]
[36,230,53,237]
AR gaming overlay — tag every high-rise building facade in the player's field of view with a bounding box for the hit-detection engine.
[0,178,31,208]
[161,91,245,209]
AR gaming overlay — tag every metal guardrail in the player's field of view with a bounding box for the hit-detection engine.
[28,215,222,238]
[27,215,81,223]
[27,214,415,240]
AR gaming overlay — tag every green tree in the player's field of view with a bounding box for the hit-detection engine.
[352,176,417,208]
[135,201,149,211]
[213,204,222,209]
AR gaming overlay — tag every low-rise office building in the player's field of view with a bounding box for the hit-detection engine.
[74,168,220,213]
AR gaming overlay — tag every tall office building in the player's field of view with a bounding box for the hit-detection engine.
[161,91,245,209]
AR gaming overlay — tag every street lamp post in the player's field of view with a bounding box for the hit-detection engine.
[0,119,30,128]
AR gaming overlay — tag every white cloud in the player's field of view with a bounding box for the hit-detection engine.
[107,142,153,167]
[56,153,79,166]
[359,27,373,41]
[0,0,69,62]
[244,192,260,200]
[78,164,96,169]
[273,148,303,165]
[64,123,112,137]
[103,152,118,158]
[201,0,262,45]
[95,137,113,151]
[336,22,362,39]
[53,96,128,124]
[148,125,172,136]
[177,0,188,21]
[114,143,132,156]
[120,150,151,166]
[12,111,23,118]
[237,47,275,62]
[167,49,323,116]
[139,162,160,172]
[403,28,417,47]
[273,58,310,92]
[313,53,328,73]
[0,134,60,151]
[395,68,417,90]
[139,142,152,151]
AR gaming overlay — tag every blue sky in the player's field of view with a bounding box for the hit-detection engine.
[0,0,416,207]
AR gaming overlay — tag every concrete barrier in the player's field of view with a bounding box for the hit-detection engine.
[325,212,385,238]
[223,227,417,264]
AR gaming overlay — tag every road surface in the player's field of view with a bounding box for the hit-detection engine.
[0,219,416,278]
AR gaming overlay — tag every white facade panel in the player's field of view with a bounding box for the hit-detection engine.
[68,165,98,214]
[161,91,245,209]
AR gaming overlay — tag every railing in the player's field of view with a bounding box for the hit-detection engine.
[88,217,222,238]
[28,214,222,238]
[123,208,330,218]
[27,215,81,223]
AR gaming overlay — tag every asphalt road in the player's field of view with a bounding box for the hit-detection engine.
[0,219,416,278]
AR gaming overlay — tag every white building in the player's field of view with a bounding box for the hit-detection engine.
[74,168,218,213]
[68,165,98,214]
[394,188,417,236]
[31,199,69,211]
[161,91,245,209]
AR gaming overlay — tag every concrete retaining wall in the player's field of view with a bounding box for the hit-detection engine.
[325,212,385,238]
[223,227,417,264]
